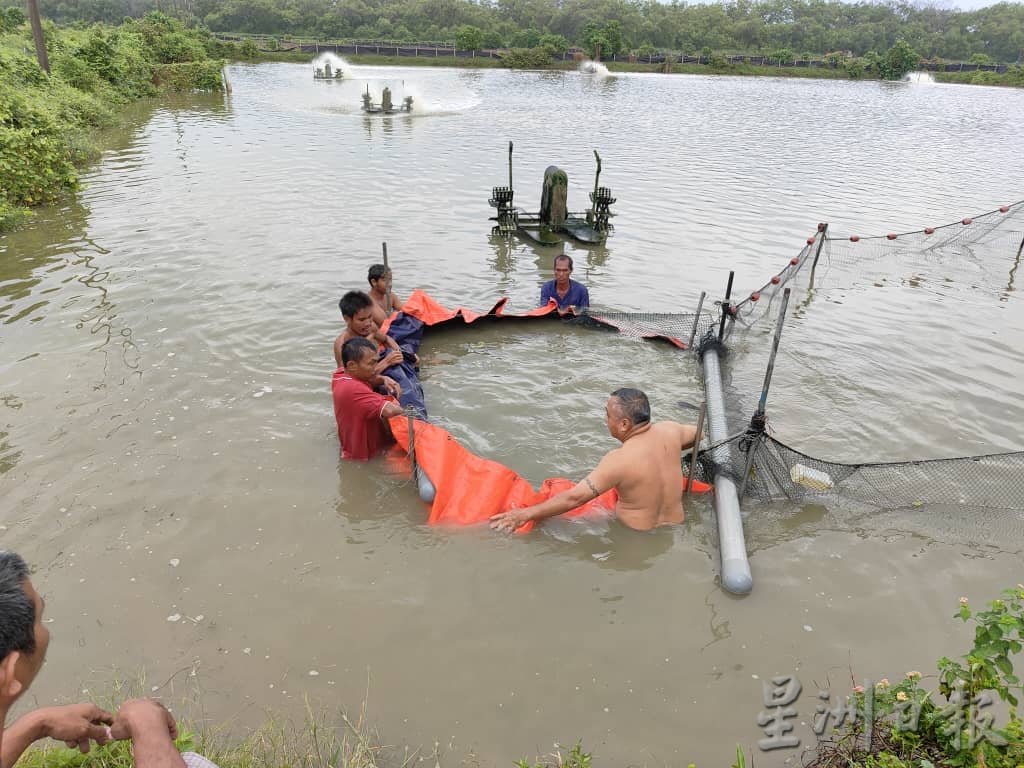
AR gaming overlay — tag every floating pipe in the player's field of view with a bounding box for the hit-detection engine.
[702,345,752,595]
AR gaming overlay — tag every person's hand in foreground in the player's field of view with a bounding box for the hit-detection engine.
[110,699,186,768]
[0,703,114,765]
[489,506,532,533]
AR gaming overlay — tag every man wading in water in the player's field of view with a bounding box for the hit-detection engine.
[489,388,700,533]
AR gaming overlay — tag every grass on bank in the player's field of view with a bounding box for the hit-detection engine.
[13,587,1024,768]
[0,11,229,233]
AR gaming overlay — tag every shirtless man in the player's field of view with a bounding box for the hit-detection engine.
[367,264,404,327]
[489,388,700,532]
[333,290,404,371]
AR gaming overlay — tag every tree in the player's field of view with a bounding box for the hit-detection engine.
[538,32,568,53]
[602,20,622,56]
[455,23,483,50]
[878,38,920,79]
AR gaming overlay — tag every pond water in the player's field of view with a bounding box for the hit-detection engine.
[1,63,1023,765]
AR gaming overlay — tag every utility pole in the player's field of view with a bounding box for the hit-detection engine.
[26,0,50,73]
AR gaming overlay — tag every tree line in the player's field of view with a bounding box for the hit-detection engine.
[3,0,1024,63]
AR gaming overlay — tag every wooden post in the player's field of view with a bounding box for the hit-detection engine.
[382,242,391,314]
[26,0,50,73]
[685,402,707,496]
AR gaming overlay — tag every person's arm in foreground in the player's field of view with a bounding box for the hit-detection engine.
[110,699,186,768]
[490,453,619,533]
[1,704,113,766]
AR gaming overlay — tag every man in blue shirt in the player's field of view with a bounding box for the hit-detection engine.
[540,254,590,310]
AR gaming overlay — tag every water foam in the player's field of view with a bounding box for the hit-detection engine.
[312,52,353,79]
[579,59,611,77]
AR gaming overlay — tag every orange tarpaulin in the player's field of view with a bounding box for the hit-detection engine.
[388,416,712,533]
[382,289,565,334]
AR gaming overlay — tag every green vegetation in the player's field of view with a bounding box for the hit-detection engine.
[6,0,1023,65]
[0,11,229,232]
[807,586,1024,768]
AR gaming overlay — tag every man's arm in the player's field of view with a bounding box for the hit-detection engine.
[1,704,114,766]
[109,699,186,768]
[540,282,554,307]
[333,334,345,368]
[677,422,700,451]
[373,328,401,352]
[490,452,620,533]
[390,292,404,311]
[577,283,590,308]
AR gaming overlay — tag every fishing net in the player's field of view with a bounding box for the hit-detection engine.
[578,201,1024,512]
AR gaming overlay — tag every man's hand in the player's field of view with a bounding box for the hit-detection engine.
[109,699,178,742]
[380,376,402,398]
[489,507,531,533]
[380,349,404,368]
[37,704,114,753]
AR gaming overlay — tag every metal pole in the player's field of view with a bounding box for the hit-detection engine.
[686,291,706,350]
[718,270,735,341]
[738,287,791,499]
[406,404,418,480]
[507,141,513,190]
[589,150,602,224]
[382,241,390,315]
[757,287,791,415]
[808,222,829,289]
[685,402,707,496]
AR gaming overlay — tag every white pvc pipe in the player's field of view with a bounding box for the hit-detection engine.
[702,347,753,595]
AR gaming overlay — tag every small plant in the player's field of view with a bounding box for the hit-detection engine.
[515,741,592,768]
[938,587,1024,707]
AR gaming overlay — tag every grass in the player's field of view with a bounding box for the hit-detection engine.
[16,698,408,768]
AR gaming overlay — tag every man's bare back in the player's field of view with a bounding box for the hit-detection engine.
[490,390,700,534]
[593,422,697,530]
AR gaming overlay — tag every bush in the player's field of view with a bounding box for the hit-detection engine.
[501,46,554,69]
[238,39,259,58]
[153,60,226,91]
[0,6,25,32]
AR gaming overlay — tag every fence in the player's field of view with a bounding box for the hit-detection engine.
[212,34,1009,72]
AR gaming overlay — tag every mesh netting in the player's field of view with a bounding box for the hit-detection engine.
[691,432,1024,511]
[584,200,1024,513]
[573,309,718,349]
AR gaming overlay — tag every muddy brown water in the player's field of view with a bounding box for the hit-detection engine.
[2,64,1023,765]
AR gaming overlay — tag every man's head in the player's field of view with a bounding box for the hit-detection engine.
[606,388,651,440]
[339,291,376,337]
[367,264,392,293]
[0,551,49,710]
[342,337,379,382]
[553,255,573,287]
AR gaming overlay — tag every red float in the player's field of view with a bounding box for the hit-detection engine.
[962,218,973,225]
[750,292,760,302]
[850,235,860,242]
[887,233,898,240]
[1000,206,1010,213]
[924,227,935,235]
[806,237,815,245]
[771,276,781,284]
[790,257,799,265]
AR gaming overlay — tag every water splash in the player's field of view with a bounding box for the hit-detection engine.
[312,52,353,79]
[904,71,936,84]
[579,59,611,77]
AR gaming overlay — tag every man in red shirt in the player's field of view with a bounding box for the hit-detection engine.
[333,337,405,460]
